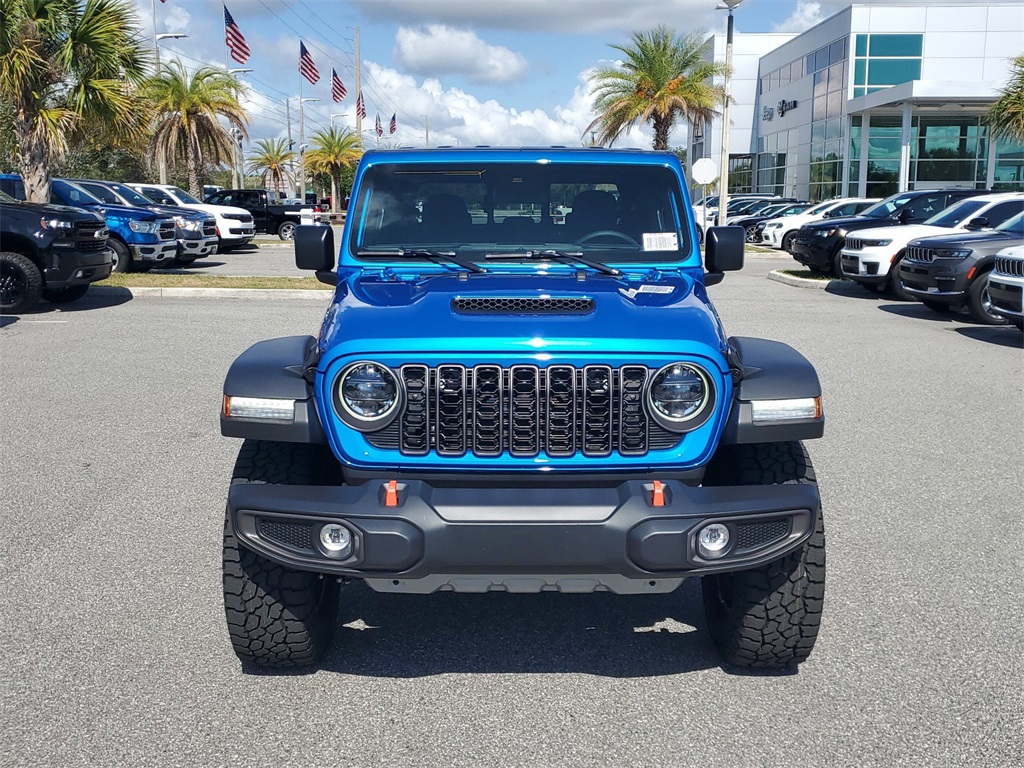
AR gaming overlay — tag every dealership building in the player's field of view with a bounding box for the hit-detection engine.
[689,1,1024,201]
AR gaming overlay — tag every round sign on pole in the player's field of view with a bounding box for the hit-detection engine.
[692,158,718,186]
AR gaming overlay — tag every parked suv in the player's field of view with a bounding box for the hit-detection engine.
[898,209,1024,324]
[205,188,306,241]
[129,183,254,252]
[840,193,1024,297]
[1,175,177,272]
[988,245,1024,331]
[763,198,879,251]
[0,190,110,313]
[219,147,827,671]
[71,179,218,265]
[790,189,987,276]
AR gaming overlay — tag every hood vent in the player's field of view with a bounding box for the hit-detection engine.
[452,297,595,315]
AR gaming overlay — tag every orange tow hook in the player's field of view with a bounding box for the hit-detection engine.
[384,479,400,507]
[651,480,666,507]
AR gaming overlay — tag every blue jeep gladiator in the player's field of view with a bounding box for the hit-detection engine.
[220,148,826,670]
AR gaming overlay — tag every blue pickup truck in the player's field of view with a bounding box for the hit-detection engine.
[219,147,827,671]
[1,175,177,272]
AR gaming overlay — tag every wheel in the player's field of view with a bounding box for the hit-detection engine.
[966,272,1008,326]
[830,247,845,279]
[42,284,90,304]
[700,442,825,669]
[0,251,43,313]
[922,300,956,313]
[223,440,341,668]
[744,225,759,243]
[108,239,131,273]
[575,229,641,247]
[781,231,796,252]
[886,254,914,301]
[278,221,297,240]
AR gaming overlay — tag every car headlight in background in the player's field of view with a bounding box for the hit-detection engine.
[128,219,160,234]
[334,361,401,429]
[862,239,892,247]
[40,217,74,231]
[174,217,202,231]
[934,249,972,259]
[646,363,715,432]
[818,228,840,238]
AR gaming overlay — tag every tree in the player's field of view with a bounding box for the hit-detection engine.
[304,127,363,212]
[247,138,295,194]
[0,0,149,202]
[144,61,248,198]
[586,26,728,150]
[986,54,1024,144]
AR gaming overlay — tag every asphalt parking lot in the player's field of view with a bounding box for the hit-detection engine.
[1,256,1022,767]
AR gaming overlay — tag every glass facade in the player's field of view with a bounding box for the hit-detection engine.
[852,34,922,97]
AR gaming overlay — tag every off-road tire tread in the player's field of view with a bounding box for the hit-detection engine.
[222,440,340,668]
[701,442,825,668]
[0,251,43,313]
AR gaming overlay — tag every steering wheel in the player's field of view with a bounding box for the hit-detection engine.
[575,229,641,247]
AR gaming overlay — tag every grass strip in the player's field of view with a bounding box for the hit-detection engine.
[777,269,832,281]
[96,273,332,290]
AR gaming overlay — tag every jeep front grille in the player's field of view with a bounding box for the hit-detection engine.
[995,255,1024,277]
[845,237,863,251]
[905,245,935,263]
[367,364,683,458]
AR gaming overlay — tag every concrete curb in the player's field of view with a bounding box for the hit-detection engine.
[767,269,834,290]
[96,286,331,300]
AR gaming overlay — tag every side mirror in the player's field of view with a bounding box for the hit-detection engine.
[964,217,989,230]
[294,224,337,285]
[704,226,745,277]
[896,208,914,223]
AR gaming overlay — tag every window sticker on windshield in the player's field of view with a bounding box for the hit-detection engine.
[643,232,678,251]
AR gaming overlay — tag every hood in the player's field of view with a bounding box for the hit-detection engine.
[854,224,944,241]
[85,203,162,221]
[908,229,1018,250]
[1,198,101,220]
[182,203,250,216]
[147,204,208,220]
[802,214,889,231]
[318,268,728,363]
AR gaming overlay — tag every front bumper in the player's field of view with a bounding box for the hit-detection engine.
[762,227,783,248]
[43,246,113,288]
[840,248,894,286]
[899,259,971,304]
[227,478,819,594]
[178,234,218,257]
[988,275,1023,320]
[790,233,840,270]
[130,240,177,263]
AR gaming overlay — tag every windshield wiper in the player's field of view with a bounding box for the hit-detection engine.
[483,249,621,277]
[356,248,487,274]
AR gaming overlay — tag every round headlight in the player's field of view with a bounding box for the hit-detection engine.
[335,361,400,428]
[647,363,714,431]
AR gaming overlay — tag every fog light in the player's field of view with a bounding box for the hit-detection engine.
[319,524,352,556]
[697,524,730,559]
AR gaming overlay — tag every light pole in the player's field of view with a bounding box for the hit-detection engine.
[299,98,320,202]
[331,113,348,128]
[152,33,188,183]
[421,114,429,147]
[227,70,251,189]
[716,0,743,228]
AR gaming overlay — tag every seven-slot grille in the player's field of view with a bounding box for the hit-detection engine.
[905,245,936,263]
[157,219,176,241]
[845,237,864,251]
[73,219,108,252]
[367,364,684,458]
[995,255,1024,277]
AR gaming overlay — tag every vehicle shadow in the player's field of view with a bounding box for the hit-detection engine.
[824,280,881,300]
[27,286,134,314]
[245,580,736,679]
[0,315,19,328]
[154,261,226,273]
[877,304,962,323]
[954,326,1024,348]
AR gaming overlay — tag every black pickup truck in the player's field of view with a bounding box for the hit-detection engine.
[204,189,307,241]
[0,190,112,313]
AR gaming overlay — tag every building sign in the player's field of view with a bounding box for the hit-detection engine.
[762,106,774,121]
[778,98,798,116]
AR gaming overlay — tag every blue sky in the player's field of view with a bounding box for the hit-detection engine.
[142,0,885,149]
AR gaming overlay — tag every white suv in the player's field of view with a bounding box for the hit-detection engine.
[840,193,1024,297]
[130,183,255,252]
[989,244,1024,331]
[762,197,879,251]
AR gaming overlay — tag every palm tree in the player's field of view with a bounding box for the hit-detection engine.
[247,138,295,194]
[0,0,148,202]
[304,127,363,212]
[144,61,248,198]
[986,54,1024,144]
[586,26,728,150]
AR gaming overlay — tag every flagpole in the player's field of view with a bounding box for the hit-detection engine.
[354,26,362,137]
[224,8,235,188]
[299,75,304,203]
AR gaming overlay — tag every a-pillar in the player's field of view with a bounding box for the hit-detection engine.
[898,102,913,191]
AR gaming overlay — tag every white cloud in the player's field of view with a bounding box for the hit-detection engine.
[394,25,528,84]
[772,1,826,33]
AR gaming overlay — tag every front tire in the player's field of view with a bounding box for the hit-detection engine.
[108,239,131,273]
[744,225,759,243]
[781,231,797,252]
[1,251,43,313]
[966,272,1007,326]
[887,254,914,301]
[222,440,341,668]
[700,442,826,669]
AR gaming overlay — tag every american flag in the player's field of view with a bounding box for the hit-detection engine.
[389,113,396,135]
[331,68,346,102]
[299,42,319,85]
[356,91,366,119]
[375,113,383,137]
[223,5,249,65]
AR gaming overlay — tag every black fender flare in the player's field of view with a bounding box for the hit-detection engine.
[221,335,326,443]
[720,336,824,444]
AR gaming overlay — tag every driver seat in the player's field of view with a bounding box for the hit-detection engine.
[565,190,618,238]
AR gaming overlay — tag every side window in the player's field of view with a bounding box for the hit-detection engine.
[901,194,944,220]
[208,193,225,205]
[834,202,859,215]
[980,201,1024,227]
[854,202,874,213]
[241,191,261,207]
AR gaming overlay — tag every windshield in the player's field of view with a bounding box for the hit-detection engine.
[349,161,690,263]
[803,201,835,216]
[53,179,103,206]
[0,189,16,203]
[168,186,201,204]
[923,199,987,228]
[862,192,916,218]
[76,182,122,205]
[996,211,1024,236]
[106,182,157,206]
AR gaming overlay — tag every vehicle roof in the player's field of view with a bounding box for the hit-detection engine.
[961,192,1024,203]
[358,146,682,166]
